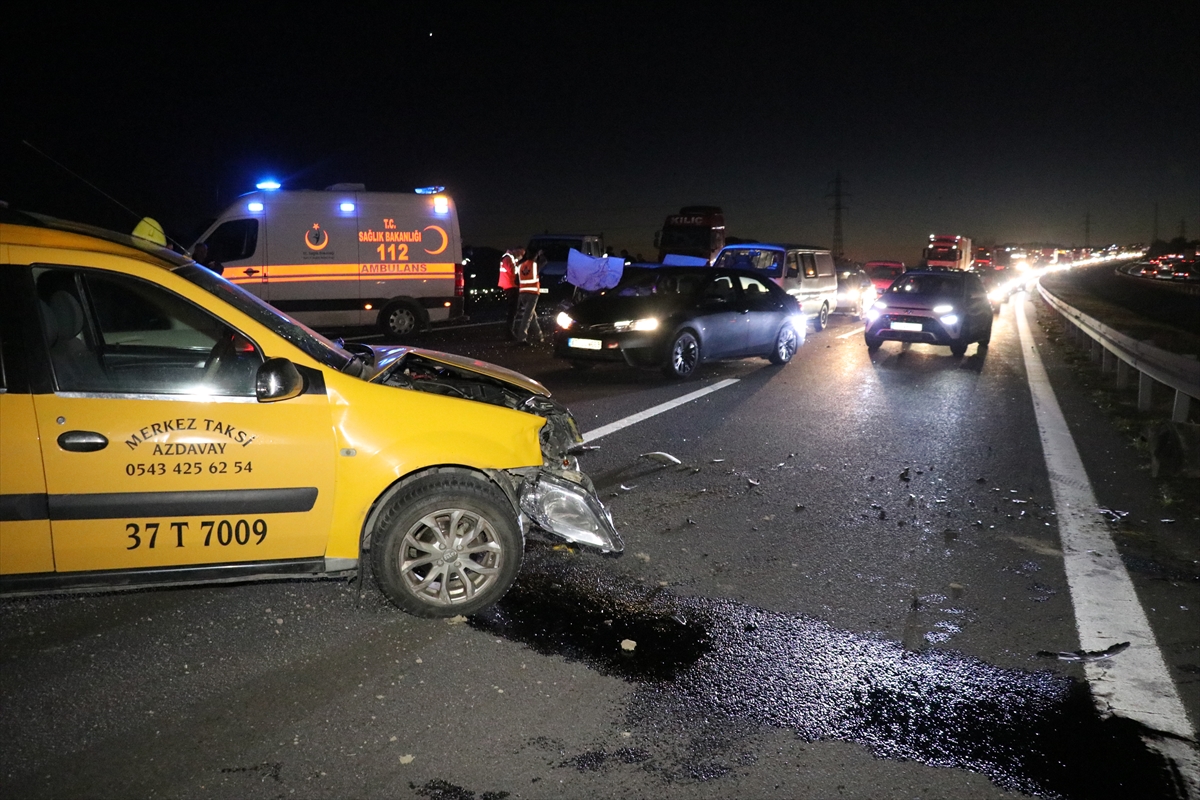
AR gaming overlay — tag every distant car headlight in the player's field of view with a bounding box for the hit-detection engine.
[556,312,574,330]
[844,288,860,300]
[629,317,659,331]
[933,304,954,314]
[939,314,959,326]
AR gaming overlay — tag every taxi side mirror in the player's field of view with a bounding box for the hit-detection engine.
[256,357,304,403]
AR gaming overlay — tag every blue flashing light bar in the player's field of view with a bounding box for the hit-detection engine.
[414,185,445,195]
[256,180,282,191]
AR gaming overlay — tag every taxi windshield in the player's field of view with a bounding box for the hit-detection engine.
[175,265,355,372]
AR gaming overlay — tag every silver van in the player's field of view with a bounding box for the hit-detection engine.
[712,243,838,330]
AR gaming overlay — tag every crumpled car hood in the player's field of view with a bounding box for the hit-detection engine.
[369,345,550,397]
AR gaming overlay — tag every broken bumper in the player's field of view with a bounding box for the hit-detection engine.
[517,470,624,553]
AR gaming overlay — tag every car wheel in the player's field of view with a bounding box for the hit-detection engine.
[950,342,968,357]
[813,303,830,331]
[662,330,700,379]
[379,301,423,339]
[370,471,522,618]
[865,333,883,351]
[768,323,799,365]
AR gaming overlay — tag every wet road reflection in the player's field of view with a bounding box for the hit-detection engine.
[474,547,1184,799]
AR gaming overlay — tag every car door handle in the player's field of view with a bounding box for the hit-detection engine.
[243,267,260,276]
[57,431,109,452]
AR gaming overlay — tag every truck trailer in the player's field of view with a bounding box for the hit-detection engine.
[923,234,974,270]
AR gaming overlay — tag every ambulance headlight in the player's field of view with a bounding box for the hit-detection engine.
[340,202,355,212]
[247,202,264,212]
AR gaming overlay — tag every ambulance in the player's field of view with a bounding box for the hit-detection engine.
[195,185,464,337]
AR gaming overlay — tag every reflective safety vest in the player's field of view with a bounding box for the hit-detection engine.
[517,258,540,294]
[498,253,517,290]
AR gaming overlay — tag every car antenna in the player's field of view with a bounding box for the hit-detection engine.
[21,139,184,251]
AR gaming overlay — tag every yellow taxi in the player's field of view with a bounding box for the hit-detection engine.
[0,207,622,616]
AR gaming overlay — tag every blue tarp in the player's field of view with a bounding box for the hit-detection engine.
[566,248,626,291]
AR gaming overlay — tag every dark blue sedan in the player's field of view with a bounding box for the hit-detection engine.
[552,267,805,378]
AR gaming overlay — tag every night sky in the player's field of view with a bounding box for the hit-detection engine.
[3,2,1197,263]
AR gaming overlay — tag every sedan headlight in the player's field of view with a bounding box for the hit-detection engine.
[556,312,574,330]
[614,317,659,332]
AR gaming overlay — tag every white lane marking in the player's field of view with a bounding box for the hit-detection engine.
[580,379,740,443]
[836,326,865,339]
[1016,296,1199,788]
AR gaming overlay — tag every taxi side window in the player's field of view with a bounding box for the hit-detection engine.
[34,267,263,396]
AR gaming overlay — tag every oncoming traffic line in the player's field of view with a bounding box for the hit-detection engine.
[1016,296,1199,790]
[581,379,740,443]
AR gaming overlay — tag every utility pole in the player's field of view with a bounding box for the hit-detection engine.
[826,171,849,261]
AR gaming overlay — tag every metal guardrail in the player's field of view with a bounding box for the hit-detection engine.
[1037,281,1199,422]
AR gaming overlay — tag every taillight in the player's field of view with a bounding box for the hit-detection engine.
[454,262,464,296]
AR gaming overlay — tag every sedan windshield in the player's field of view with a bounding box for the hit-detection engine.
[175,264,355,373]
[615,269,707,297]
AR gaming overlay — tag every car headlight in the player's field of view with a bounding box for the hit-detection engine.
[933,304,954,314]
[844,288,860,300]
[939,314,959,326]
[629,317,659,331]
[519,472,623,552]
[556,311,574,330]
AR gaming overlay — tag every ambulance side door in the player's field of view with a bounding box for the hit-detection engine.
[263,199,360,322]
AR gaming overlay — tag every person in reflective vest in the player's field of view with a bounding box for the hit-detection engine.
[512,250,543,345]
[498,248,522,338]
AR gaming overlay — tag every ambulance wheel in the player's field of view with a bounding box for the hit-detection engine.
[370,470,522,617]
[379,301,424,339]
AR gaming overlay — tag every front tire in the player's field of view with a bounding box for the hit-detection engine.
[865,333,883,351]
[768,323,799,365]
[662,330,700,379]
[370,471,522,617]
[950,342,968,357]
[813,303,830,331]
